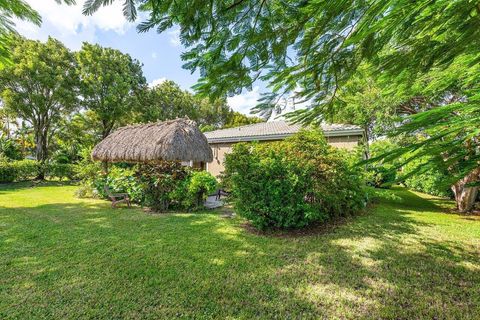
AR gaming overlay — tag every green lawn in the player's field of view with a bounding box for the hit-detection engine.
[0,183,479,319]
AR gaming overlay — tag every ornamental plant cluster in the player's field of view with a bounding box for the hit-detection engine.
[224,130,368,230]
[78,161,217,212]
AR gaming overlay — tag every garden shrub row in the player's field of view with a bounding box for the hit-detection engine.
[76,161,217,212]
[0,160,77,183]
[223,130,368,230]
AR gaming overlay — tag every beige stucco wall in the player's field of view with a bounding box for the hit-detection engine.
[326,135,361,149]
[206,135,362,178]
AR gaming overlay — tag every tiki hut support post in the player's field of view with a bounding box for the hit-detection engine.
[91,118,213,164]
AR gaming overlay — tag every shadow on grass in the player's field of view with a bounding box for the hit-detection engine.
[0,188,479,318]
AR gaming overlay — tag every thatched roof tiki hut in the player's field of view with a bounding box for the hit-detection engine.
[92,118,213,164]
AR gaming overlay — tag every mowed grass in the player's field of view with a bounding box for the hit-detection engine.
[0,183,479,319]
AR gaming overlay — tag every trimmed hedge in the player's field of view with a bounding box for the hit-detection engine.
[0,160,77,183]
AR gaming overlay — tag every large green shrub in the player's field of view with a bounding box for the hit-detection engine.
[93,166,144,201]
[45,163,77,180]
[0,137,23,160]
[0,161,17,182]
[134,162,191,211]
[13,160,40,181]
[0,160,39,182]
[182,171,217,209]
[224,130,367,230]
[402,157,453,198]
[75,152,218,211]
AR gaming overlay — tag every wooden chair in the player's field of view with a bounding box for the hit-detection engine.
[215,189,230,201]
[104,186,131,208]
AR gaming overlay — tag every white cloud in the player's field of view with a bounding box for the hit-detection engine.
[14,0,132,50]
[168,28,181,47]
[227,87,261,115]
[149,77,167,88]
[151,52,157,59]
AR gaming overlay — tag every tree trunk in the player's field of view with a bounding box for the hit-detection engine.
[101,123,113,175]
[451,168,480,213]
[35,128,49,180]
[363,126,370,160]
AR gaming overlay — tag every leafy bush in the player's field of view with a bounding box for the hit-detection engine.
[74,183,95,199]
[13,160,39,181]
[0,137,23,160]
[0,159,78,183]
[403,157,453,198]
[0,161,17,182]
[182,171,217,209]
[134,162,190,211]
[96,166,144,202]
[0,160,39,182]
[365,140,399,188]
[224,130,367,230]
[45,163,77,180]
[75,152,218,211]
[365,165,397,188]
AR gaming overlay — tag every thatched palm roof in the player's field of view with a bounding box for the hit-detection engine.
[92,118,213,163]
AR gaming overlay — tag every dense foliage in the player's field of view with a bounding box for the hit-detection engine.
[134,162,191,211]
[364,140,399,188]
[84,0,479,118]
[0,36,251,180]
[0,159,76,183]
[0,137,22,160]
[77,160,217,212]
[0,36,78,170]
[86,1,480,213]
[224,130,366,229]
[76,43,146,140]
[403,159,452,198]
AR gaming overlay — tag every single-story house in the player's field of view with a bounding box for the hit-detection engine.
[203,120,363,177]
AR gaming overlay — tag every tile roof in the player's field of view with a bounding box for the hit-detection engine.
[204,120,363,143]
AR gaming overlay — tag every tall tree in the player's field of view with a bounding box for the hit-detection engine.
[76,43,146,140]
[375,55,480,213]
[326,66,396,158]
[0,37,78,170]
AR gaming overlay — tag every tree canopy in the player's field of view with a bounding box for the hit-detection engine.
[0,36,78,165]
[83,0,480,121]
[76,42,146,140]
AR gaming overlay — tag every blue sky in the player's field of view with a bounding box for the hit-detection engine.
[15,0,263,115]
